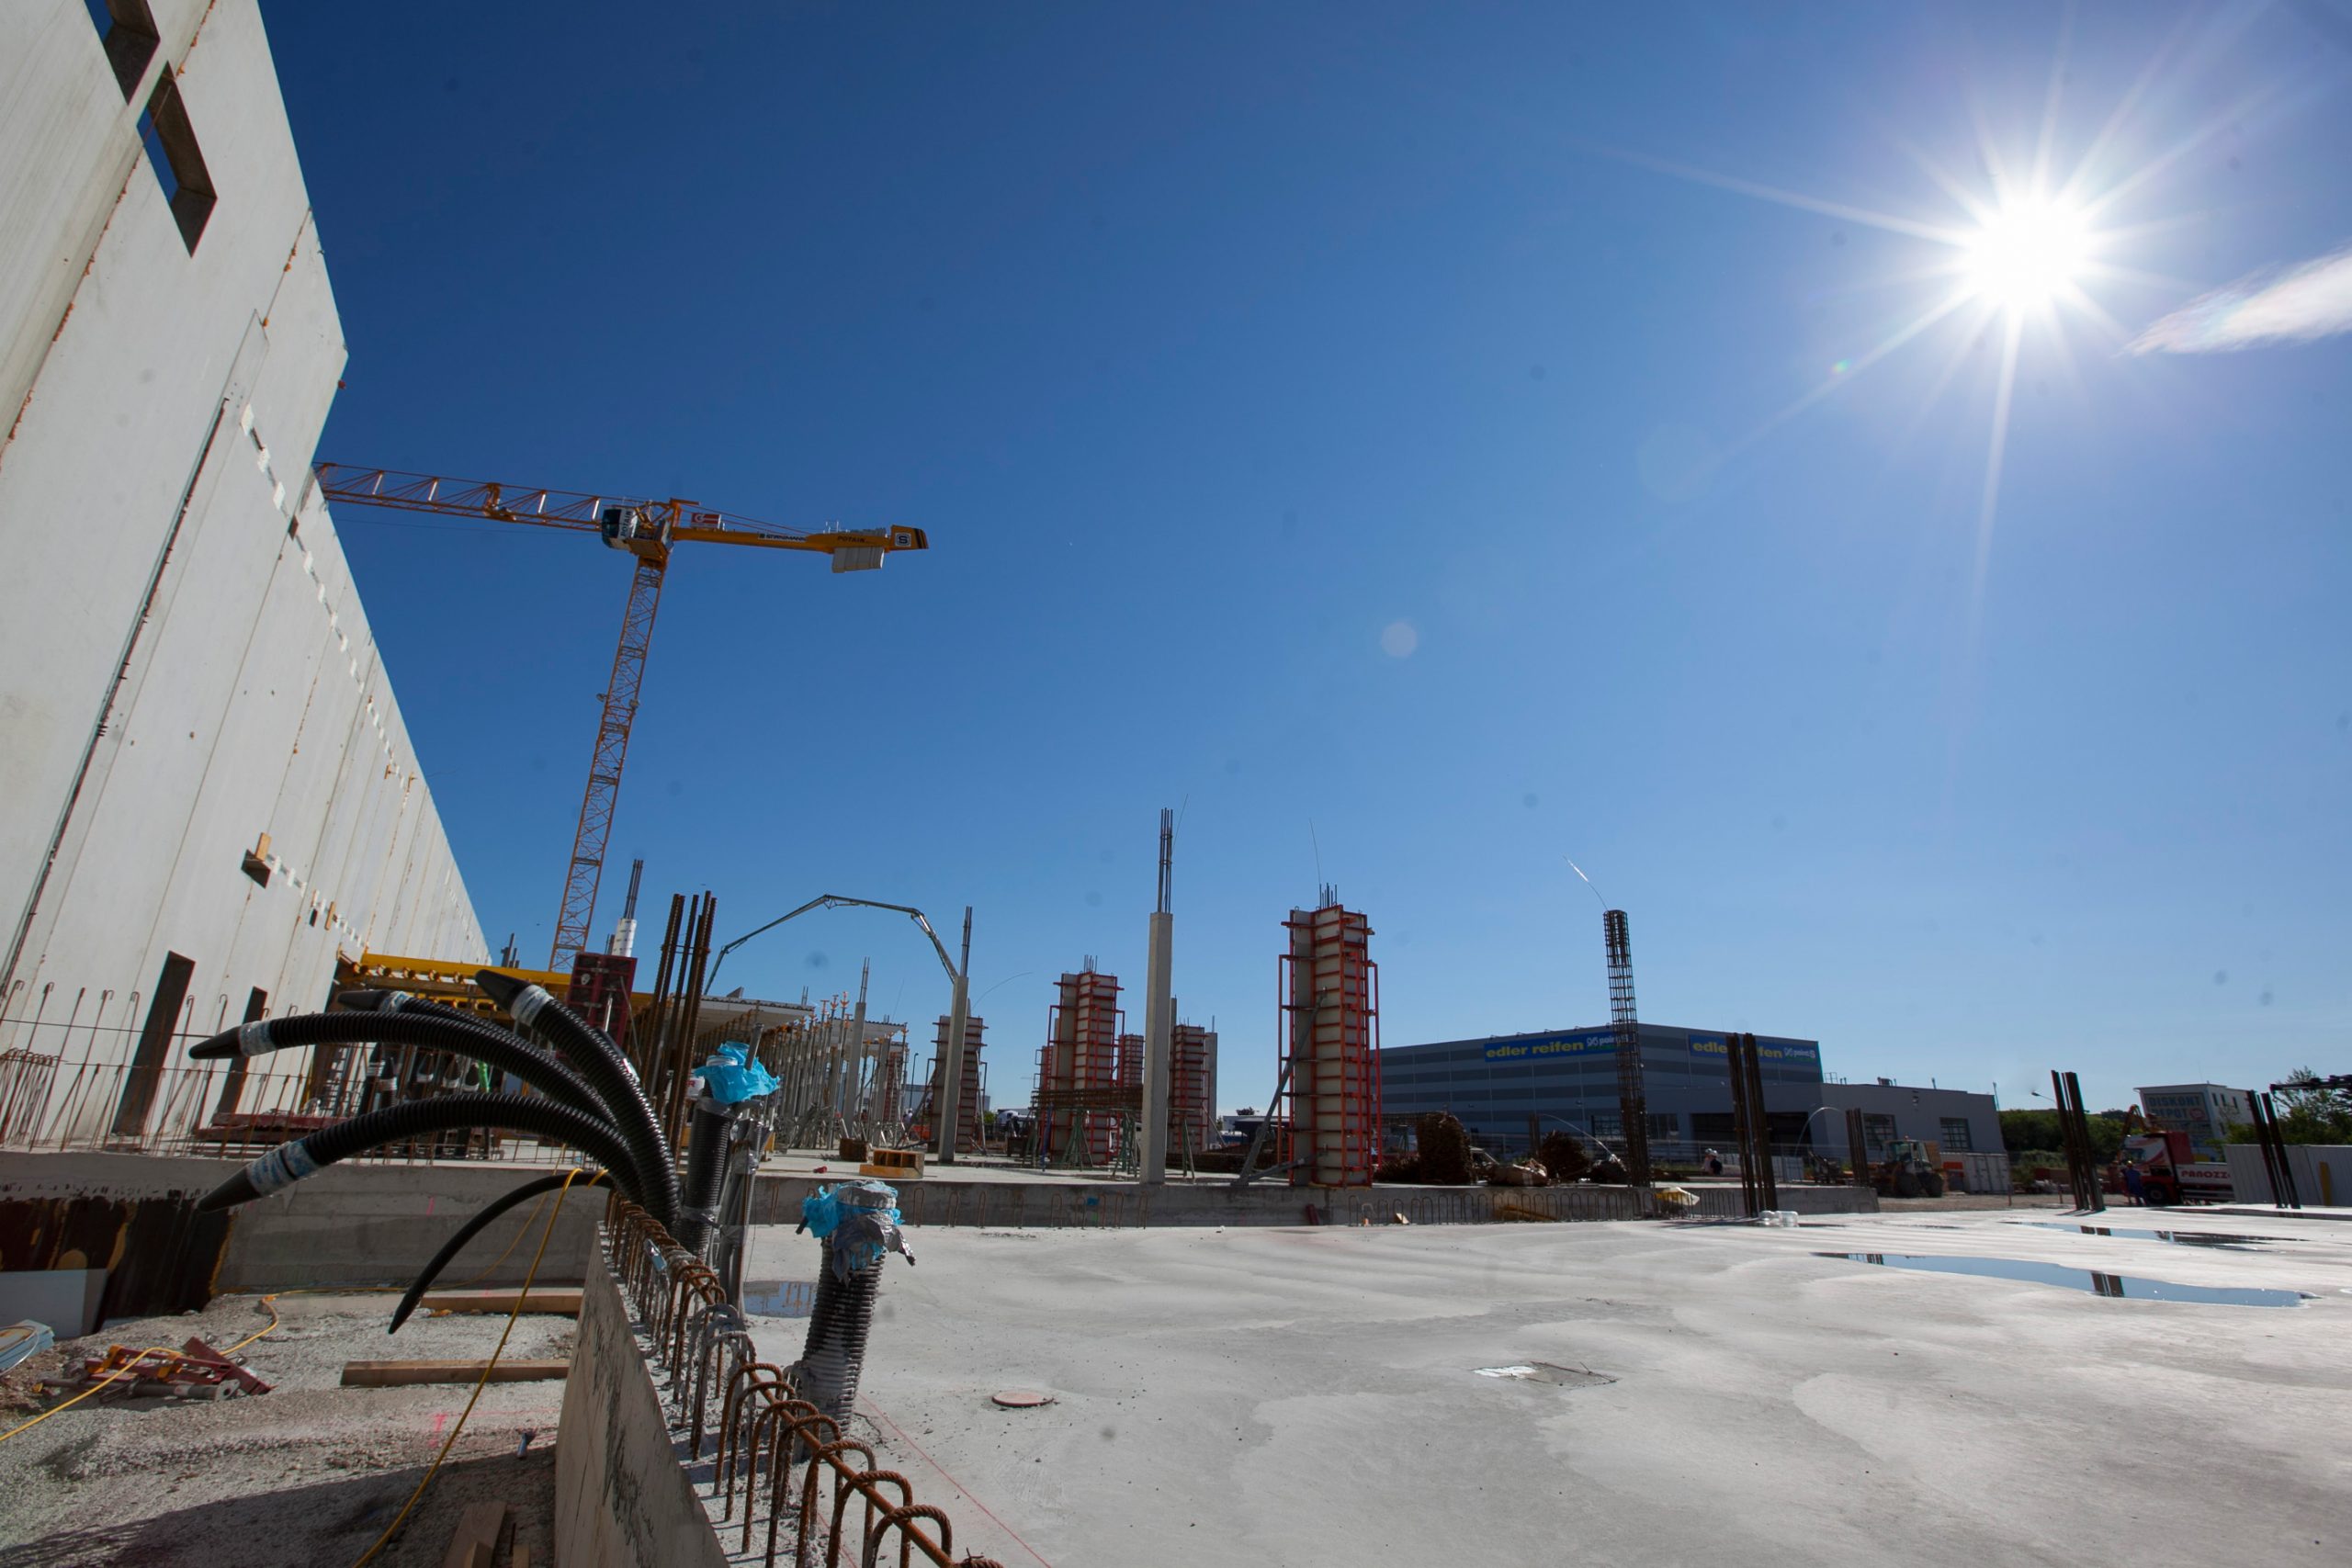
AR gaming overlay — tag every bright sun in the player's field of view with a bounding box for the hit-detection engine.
[1961,197,2092,312]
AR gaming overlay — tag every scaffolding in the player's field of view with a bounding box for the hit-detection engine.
[1170,1021,1217,1154]
[1280,899,1381,1187]
[1038,964,1122,1166]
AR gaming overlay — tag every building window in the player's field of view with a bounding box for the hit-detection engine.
[138,71,215,253]
[1939,1118,1973,1152]
[1646,1113,1679,1139]
[85,0,160,99]
[1863,1113,1897,1157]
[1589,1111,1622,1139]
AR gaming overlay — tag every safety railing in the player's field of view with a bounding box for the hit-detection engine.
[604,1198,1005,1568]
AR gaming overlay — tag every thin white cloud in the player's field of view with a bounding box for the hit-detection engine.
[2130,243,2352,354]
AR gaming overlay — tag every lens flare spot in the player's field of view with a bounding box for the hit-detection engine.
[1379,620,1419,659]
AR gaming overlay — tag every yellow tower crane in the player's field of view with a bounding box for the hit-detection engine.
[311,463,928,971]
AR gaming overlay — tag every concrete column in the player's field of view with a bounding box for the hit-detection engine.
[842,963,869,1120]
[1139,913,1173,1184]
[934,907,972,1165]
[1139,809,1175,1185]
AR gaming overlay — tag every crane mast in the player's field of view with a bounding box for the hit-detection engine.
[310,463,927,971]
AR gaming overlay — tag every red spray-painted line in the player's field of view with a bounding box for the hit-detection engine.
[858,1394,1055,1568]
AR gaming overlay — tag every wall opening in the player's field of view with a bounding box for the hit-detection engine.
[137,71,216,253]
[112,951,195,1136]
[84,0,160,100]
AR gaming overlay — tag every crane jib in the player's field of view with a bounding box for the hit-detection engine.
[309,459,925,971]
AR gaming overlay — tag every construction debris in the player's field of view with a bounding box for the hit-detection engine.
[76,1337,271,1399]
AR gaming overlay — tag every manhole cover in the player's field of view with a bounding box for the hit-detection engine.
[1474,1362,1616,1388]
[991,1390,1056,1408]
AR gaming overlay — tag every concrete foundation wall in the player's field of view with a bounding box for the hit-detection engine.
[752,1172,1880,1229]
[0,0,485,1134]
[554,1247,730,1568]
[0,1151,601,1297]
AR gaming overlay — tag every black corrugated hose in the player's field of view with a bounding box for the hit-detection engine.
[194,1093,644,1215]
[188,1008,608,1123]
[469,969,681,1228]
[677,1098,731,1254]
[331,990,669,1203]
[387,1168,611,1333]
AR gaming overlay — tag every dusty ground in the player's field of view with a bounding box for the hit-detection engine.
[0,1292,568,1567]
[742,1205,2352,1566]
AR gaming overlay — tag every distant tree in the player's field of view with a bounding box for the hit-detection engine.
[2248,1069,2352,1145]
[1998,1107,2123,1162]
[1999,1109,2062,1152]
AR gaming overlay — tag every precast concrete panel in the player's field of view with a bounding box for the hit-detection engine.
[0,5,153,433]
[0,2,485,1105]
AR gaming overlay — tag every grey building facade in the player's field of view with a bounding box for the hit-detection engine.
[1380,1026,2000,1167]
[1379,1023,1827,1160]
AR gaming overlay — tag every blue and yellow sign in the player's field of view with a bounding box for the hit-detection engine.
[1482,1031,1613,1063]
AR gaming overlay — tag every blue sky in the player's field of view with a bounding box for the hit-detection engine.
[269,3,2352,1115]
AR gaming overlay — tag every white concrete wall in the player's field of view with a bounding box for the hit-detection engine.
[0,1,485,1134]
[2223,1145,2352,1208]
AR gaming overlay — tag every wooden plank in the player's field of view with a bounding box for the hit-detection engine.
[341,1359,570,1387]
[439,1500,506,1568]
[415,1288,583,1316]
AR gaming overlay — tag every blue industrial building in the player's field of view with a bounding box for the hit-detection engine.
[1379,1024,1998,1167]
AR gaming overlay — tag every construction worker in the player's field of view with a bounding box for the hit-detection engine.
[2121,1163,2146,1205]
[1702,1148,1725,1176]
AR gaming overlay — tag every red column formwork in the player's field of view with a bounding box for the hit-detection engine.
[1281,905,1381,1187]
[1169,1022,1216,1153]
[1040,967,1122,1164]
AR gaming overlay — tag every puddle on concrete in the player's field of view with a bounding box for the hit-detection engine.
[2013,1222,2290,1249]
[1817,1252,2309,1306]
[742,1280,816,1317]
[1475,1362,1617,1388]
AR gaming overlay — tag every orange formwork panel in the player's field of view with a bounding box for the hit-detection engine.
[1281,903,1381,1188]
[1040,966,1122,1165]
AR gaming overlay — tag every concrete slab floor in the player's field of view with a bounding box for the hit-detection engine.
[742,1208,2352,1567]
[0,1292,568,1566]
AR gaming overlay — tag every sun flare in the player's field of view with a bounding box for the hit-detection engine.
[1961,197,2092,313]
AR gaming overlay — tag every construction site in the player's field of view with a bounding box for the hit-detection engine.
[3,4,2348,1565]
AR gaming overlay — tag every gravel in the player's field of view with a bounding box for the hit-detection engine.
[0,1291,571,1566]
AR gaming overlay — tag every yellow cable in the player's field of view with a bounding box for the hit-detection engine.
[1,1166,596,1448]
[0,1341,191,1443]
[349,1168,579,1567]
